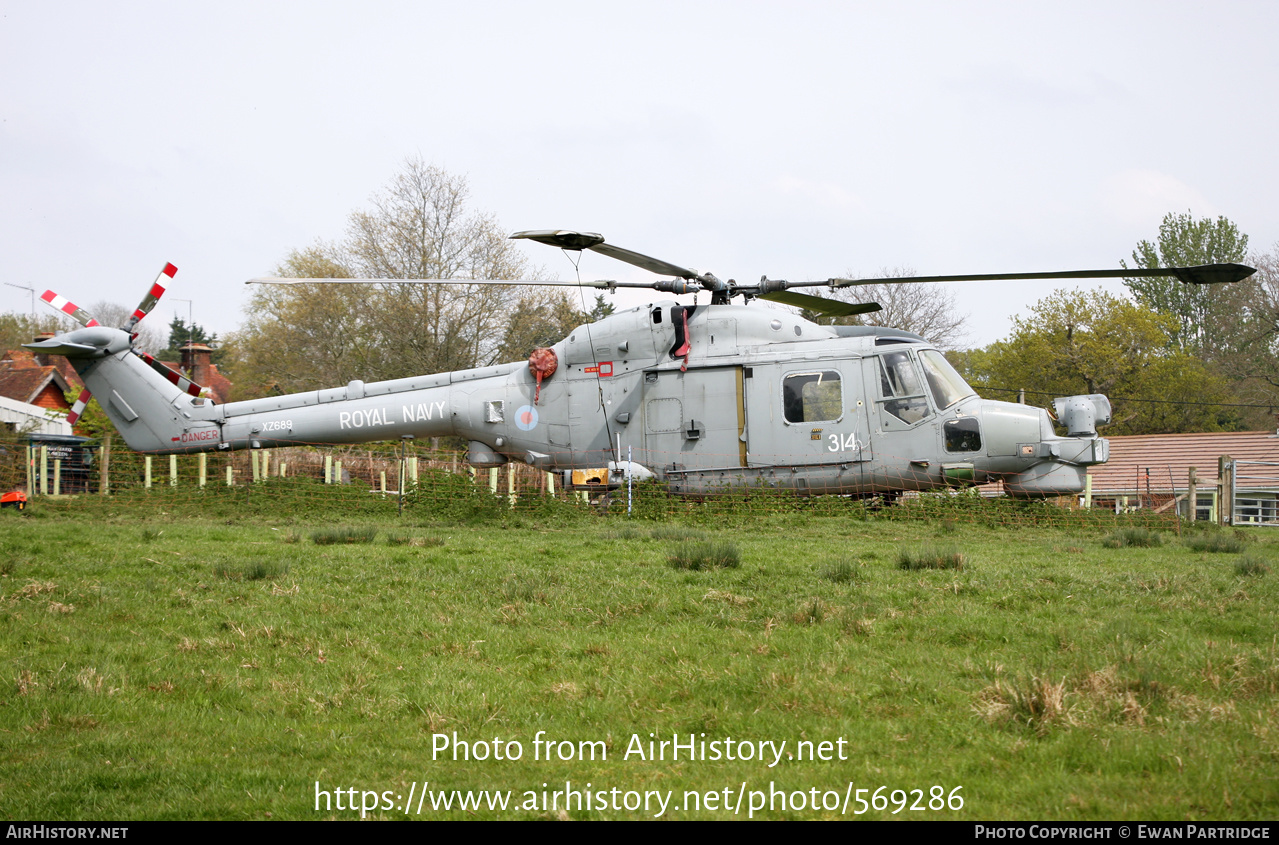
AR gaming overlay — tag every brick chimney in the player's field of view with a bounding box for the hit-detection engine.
[180,342,213,386]
[31,332,56,367]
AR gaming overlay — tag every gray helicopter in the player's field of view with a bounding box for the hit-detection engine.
[26,231,1254,497]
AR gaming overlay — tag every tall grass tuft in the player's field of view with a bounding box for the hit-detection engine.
[793,597,828,625]
[310,527,378,545]
[977,675,1071,735]
[1102,528,1162,548]
[897,546,965,571]
[667,541,740,571]
[1185,533,1245,554]
[820,560,859,584]
[1235,556,1270,577]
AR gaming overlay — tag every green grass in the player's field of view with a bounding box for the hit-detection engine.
[1235,555,1270,577]
[1185,532,1247,554]
[897,545,965,570]
[310,526,379,545]
[667,540,741,570]
[1,502,1276,820]
[1102,527,1164,548]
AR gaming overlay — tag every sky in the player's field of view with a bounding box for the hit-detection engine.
[2,0,1276,349]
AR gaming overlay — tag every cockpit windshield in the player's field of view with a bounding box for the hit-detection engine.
[918,349,976,410]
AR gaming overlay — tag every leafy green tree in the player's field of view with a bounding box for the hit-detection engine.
[495,290,586,362]
[963,289,1237,435]
[1121,211,1249,357]
[587,294,615,321]
[166,317,214,350]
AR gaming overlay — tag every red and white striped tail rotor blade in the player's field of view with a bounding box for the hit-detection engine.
[125,262,176,332]
[136,351,203,397]
[40,291,100,328]
[66,389,92,425]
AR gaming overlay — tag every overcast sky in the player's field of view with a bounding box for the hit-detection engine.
[3,1,1276,349]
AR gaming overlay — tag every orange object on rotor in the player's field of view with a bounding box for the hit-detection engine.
[528,347,558,405]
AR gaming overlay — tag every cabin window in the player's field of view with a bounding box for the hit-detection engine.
[876,352,930,425]
[783,371,842,423]
[944,417,982,452]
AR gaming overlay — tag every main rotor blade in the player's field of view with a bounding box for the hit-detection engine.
[510,229,703,281]
[247,277,631,289]
[760,290,882,317]
[823,263,1256,288]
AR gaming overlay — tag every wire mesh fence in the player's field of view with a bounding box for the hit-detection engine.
[1,437,1196,530]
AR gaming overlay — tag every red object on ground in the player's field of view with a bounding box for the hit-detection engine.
[1,491,28,510]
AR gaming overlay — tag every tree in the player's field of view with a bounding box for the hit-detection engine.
[1217,242,1279,427]
[495,289,586,363]
[231,159,574,396]
[165,317,214,349]
[0,312,61,354]
[1121,211,1249,357]
[963,288,1236,435]
[803,267,969,349]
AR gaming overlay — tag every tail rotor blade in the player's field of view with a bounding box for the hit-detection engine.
[125,263,176,332]
[39,291,100,327]
[135,350,203,397]
[66,389,92,425]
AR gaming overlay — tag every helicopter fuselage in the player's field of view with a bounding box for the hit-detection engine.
[59,300,1107,498]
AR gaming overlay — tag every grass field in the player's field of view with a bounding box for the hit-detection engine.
[2,489,1276,820]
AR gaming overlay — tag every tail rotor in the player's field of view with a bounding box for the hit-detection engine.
[35,263,205,424]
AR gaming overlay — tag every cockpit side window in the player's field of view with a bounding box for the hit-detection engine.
[944,417,982,452]
[876,352,930,425]
[783,371,842,423]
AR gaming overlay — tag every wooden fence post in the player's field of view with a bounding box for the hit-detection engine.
[1187,467,1197,523]
[100,433,111,496]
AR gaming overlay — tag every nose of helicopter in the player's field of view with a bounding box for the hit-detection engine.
[979,396,1109,497]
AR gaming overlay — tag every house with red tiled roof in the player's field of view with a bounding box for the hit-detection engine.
[0,342,84,415]
[1085,431,1279,525]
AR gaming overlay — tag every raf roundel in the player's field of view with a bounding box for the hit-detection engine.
[515,404,539,431]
